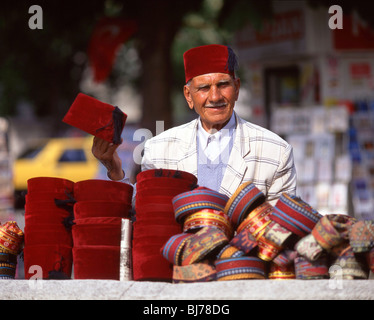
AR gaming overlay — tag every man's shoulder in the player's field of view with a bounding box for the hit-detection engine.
[146,118,197,144]
[237,115,290,148]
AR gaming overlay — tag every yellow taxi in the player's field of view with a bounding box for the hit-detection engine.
[13,136,100,192]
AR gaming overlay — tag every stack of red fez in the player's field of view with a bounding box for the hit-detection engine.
[72,179,133,280]
[23,177,75,279]
[132,169,198,281]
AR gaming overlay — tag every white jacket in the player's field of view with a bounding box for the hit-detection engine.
[142,112,297,206]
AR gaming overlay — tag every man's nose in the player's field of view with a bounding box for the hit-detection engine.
[209,85,223,102]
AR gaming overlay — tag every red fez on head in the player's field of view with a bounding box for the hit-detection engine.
[62,93,127,144]
[183,44,238,83]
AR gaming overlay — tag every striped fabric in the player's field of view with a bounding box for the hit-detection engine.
[215,256,266,280]
[142,112,297,206]
[172,187,229,223]
[271,194,322,238]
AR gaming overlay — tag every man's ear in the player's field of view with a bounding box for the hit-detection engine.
[183,85,194,110]
[234,78,241,101]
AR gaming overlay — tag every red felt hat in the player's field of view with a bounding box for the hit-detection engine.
[136,169,197,185]
[23,244,73,279]
[25,200,73,213]
[135,203,174,215]
[24,225,73,247]
[73,245,120,280]
[27,177,74,194]
[25,212,68,226]
[134,213,177,224]
[132,223,181,239]
[183,44,238,83]
[132,252,173,281]
[73,201,132,219]
[62,93,127,144]
[74,179,133,202]
[72,217,123,246]
[136,179,197,192]
[136,186,191,199]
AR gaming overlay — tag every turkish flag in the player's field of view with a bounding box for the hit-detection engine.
[88,17,137,83]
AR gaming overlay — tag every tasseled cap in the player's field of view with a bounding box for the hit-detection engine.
[183,44,238,83]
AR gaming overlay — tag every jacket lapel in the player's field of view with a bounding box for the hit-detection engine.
[176,118,198,176]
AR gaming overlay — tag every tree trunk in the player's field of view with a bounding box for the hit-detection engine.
[137,1,180,134]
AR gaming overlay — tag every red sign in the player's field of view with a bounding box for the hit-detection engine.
[333,13,374,50]
[236,10,304,48]
[350,63,371,79]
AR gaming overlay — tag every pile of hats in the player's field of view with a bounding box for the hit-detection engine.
[23,177,75,279]
[23,177,134,280]
[72,179,133,280]
[0,221,24,279]
[161,181,374,282]
[132,169,198,281]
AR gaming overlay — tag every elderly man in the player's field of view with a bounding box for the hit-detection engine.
[92,44,296,205]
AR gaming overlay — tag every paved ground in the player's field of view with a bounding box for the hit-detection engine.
[1,279,373,300]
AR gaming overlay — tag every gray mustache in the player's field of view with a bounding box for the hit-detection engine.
[205,103,227,108]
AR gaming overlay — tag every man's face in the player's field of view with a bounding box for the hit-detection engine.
[184,73,240,132]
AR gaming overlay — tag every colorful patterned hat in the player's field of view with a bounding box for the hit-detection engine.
[229,228,258,255]
[161,233,195,266]
[263,220,293,247]
[224,182,266,228]
[0,250,17,279]
[173,262,216,283]
[181,227,228,266]
[217,244,245,259]
[294,233,324,261]
[63,93,127,144]
[268,262,295,280]
[0,221,24,255]
[236,201,273,239]
[270,194,322,238]
[272,249,297,268]
[257,235,282,262]
[172,187,229,224]
[329,244,369,279]
[349,220,374,253]
[312,214,356,251]
[182,209,233,238]
[294,255,329,280]
[215,256,266,280]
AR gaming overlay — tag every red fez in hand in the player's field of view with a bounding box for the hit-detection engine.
[183,44,238,83]
[63,93,127,144]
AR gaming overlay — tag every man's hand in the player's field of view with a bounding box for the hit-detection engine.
[92,136,124,181]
